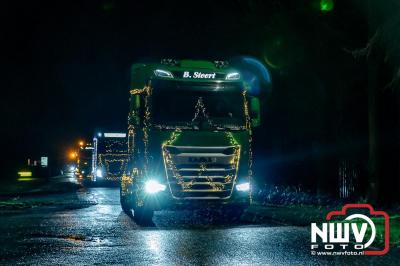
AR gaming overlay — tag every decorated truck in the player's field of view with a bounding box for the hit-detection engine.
[120,59,261,223]
[77,144,94,181]
[91,132,129,184]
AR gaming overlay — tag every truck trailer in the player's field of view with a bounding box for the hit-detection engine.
[120,59,261,223]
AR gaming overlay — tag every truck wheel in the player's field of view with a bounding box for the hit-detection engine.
[120,188,132,216]
[134,207,154,225]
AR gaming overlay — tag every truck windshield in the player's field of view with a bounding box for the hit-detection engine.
[79,149,92,160]
[151,90,246,130]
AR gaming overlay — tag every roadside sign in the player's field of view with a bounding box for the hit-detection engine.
[104,133,126,138]
[41,156,48,167]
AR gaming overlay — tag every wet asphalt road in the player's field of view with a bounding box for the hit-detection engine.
[0,188,398,265]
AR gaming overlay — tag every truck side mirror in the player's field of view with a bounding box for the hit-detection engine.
[249,97,261,127]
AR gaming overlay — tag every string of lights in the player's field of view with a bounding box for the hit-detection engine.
[98,154,130,181]
[191,96,213,126]
[142,86,152,176]
[242,90,253,202]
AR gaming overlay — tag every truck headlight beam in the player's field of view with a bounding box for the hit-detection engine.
[145,180,167,194]
[236,182,250,192]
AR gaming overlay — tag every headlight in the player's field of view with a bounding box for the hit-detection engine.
[226,72,240,80]
[96,169,103,178]
[154,69,174,78]
[236,182,250,192]
[145,180,166,194]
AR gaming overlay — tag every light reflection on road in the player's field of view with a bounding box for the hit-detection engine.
[1,188,398,265]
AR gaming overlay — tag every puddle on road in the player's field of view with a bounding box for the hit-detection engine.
[25,233,114,247]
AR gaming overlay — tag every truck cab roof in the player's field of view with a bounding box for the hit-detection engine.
[130,59,243,89]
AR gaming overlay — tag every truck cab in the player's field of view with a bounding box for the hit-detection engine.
[77,145,93,181]
[120,59,261,223]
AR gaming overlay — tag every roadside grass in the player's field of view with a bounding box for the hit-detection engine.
[371,215,400,248]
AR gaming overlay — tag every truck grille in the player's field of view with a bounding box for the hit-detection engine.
[162,145,240,199]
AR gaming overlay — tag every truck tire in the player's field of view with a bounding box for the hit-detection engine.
[134,207,154,225]
[120,187,132,216]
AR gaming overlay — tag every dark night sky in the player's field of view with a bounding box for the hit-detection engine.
[1,0,369,174]
[2,1,255,167]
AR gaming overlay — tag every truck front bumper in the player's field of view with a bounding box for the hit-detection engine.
[134,189,250,211]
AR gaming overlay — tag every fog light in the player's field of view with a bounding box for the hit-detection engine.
[145,180,166,194]
[236,182,250,192]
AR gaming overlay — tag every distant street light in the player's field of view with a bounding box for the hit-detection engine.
[69,151,77,159]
